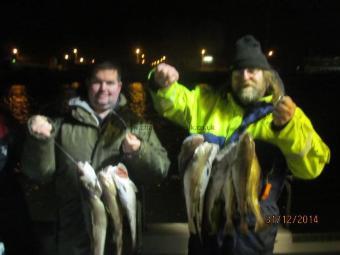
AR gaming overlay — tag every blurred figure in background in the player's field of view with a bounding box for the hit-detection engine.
[0,94,35,255]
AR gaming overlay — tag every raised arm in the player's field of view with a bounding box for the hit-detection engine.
[21,115,59,181]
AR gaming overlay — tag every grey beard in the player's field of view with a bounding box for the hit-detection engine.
[237,87,262,105]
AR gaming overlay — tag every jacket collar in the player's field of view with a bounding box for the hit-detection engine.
[68,94,128,127]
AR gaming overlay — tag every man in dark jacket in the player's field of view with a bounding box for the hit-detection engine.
[21,61,170,255]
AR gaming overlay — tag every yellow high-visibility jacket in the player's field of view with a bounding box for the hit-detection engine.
[150,82,330,179]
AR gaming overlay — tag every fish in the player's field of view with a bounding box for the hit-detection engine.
[98,166,124,255]
[181,139,219,240]
[205,141,237,235]
[223,164,235,235]
[77,161,107,255]
[230,133,264,234]
[267,70,285,105]
[246,147,264,232]
[178,134,205,175]
[78,161,102,197]
[111,163,138,252]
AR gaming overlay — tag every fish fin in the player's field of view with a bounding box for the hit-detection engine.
[129,180,138,193]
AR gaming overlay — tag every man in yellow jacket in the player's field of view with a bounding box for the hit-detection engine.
[149,35,330,254]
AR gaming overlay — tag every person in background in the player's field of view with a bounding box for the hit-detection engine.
[0,103,35,255]
[149,35,330,255]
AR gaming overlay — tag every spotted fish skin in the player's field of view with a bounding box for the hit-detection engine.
[181,138,219,240]
[268,70,285,105]
[98,167,123,255]
[230,133,264,234]
[112,163,138,252]
[178,134,205,175]
[78,161,107,255]
[205,142,237,235]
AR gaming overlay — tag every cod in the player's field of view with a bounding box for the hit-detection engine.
[227,132,264,234]
[179,134,219,241]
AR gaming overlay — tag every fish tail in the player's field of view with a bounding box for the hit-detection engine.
[224,170,235,235]
[240,218,249,235]
[246,154,265,232]
[90,196,107,255]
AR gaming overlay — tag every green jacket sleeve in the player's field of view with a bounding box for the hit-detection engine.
[21,117,60,182]
[122,123,170,185]
[150,82,199,130]
[264,108,330,179]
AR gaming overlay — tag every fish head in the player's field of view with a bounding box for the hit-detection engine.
[78,161,97,187]
[115,163,129,179]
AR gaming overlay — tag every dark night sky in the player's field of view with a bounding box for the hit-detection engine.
[1,0,340,66]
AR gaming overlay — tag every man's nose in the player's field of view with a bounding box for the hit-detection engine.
[99,81,108,90]
[242,69,251,80]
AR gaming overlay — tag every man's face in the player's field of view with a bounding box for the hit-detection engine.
[88,69,122,113]
[231,68,267,105]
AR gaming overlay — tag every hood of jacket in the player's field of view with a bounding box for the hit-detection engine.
[68,94,128,127]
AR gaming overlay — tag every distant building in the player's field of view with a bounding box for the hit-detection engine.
[303,57,340,73]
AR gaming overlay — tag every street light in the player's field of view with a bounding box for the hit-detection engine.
[135,48,141,64]
[12,48,18,55]
[64,54,69,60]
[201,49,206,66]
[79,57,84,63]
[203,55,214,64]
[268,50,274,57]
[73,48,78,63]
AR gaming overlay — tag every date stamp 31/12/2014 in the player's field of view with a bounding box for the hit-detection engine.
[264,215,319,224]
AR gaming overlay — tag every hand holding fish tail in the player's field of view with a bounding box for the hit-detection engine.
[122,132,141,154]
[30,115,52,138]
[154,63,179,88]
[272,96,296,127]
[266,71,296,127]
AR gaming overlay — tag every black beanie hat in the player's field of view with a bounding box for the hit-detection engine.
[231,35,271,70]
